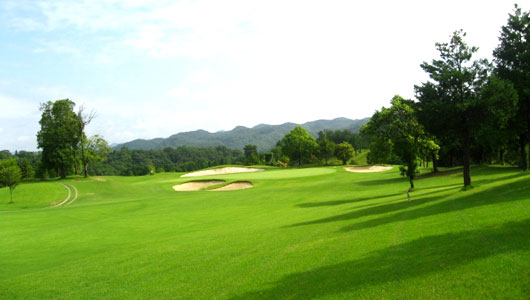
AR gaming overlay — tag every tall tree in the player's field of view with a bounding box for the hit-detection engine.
[362,96,438,189]
[415,30,516,187]
[243,144,259,165]
[335,142,354,165]
[280,126,317,166]
[77,105,96,177]
[317,135,336,165]
[0,159,22,204]
[493,4,530,170]
[37,99,81,179]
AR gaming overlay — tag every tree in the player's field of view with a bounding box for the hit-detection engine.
[37,99,81,179]
[280,126,317,166]
[84,135,111,175]
[335,142,354,165]
[363,96,438,189]
[317,135,336,165]
[243,144,259,165]
[0,159,22,204]
[77,105,96,177]
[18,158,34,180]
[415,30,516,187]
[493,4,530,171]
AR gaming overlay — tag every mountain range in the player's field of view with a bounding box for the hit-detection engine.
[116,117,370,151]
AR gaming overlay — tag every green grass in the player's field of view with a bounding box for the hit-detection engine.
[0,166,529,299]
[352,150,369,165]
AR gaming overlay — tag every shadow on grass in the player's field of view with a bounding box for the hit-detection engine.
[340,175,530,232]
[231,218,530,300]
[357,166,523,188]
[296,192,404,208]
[288,185,461,227]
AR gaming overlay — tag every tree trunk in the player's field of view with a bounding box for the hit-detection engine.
[520,136,528,171]
[409,177,414,189]
[61,166,67,179]
[462,134,472,187]
[84,163,89,178]
[431,151,438,172]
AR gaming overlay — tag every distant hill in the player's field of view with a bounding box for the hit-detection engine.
[116,117,370,151]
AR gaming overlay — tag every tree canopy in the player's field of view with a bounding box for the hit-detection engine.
[280,126,318,166]
[37,99,81,178]
[415,30,517,187]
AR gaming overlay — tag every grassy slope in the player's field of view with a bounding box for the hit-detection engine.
[0,166,529,299]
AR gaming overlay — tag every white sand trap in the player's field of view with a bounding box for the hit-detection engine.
[345,166,393,173]
[210,181,253,191]
[181,167,264,177]
[173,180,225,191]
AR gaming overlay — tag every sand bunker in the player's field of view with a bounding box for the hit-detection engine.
[173,180,225,191]
[210,181,253,191]
[345,166,393,173]
[181,167,264,177]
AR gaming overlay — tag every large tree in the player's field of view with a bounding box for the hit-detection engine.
[280,126,317,166]
[37,99,81,179]
[493,4,530,171]
[362,96,438,189]
[415,30,517,187]
[0,158,22,204]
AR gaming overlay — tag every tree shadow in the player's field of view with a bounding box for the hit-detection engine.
[341,175,530,232]
[231,219,530,299]
[288,186,460,228]
[356,166,522,188]
[296,192,404,208]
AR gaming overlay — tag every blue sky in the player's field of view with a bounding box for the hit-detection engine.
[0,0,519,151]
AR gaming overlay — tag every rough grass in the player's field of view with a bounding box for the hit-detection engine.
[0,166,529,299]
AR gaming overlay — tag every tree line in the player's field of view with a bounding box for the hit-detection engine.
[361,5,530,189]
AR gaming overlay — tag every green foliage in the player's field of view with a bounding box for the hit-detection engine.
[318,129,370,152]
[280,126,318,166]
[0,158,22,203]
[317,136,336,165]
[243,144,260,165]
[37,99,81,178]
[17,158,34,181]
[415,30,515,186]
[363,95,438,188]
[493,4,530,170]
[335,142,354,165]
[90,145,245,176]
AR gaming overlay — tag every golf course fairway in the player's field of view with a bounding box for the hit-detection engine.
[1,165,529,299]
